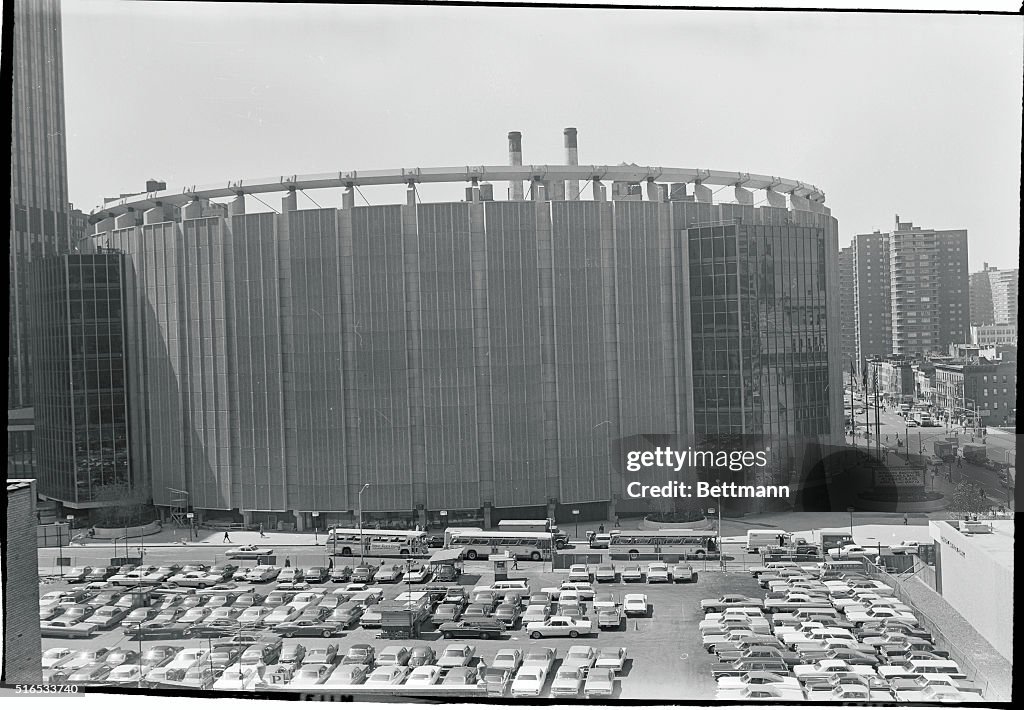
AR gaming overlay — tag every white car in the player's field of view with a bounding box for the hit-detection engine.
[521,604,550,625]
[794,660,877,679]
[646,562,670,583]
[716,685,806,701]
[623,593,648,616]
[41,647,75,669]
[168,571,223,588]
[404,665,442,686]
[594,647,627,673]
[287,663,332,687]
[364,665,410,686]
[716,671,803,690]
[568,565,591,583]
[510,665,548,697]
[827,544,872,558]
[265,605,301,625]
[521,647,556,674]
[405,565,431,584]
[237,606,274,625]
[105,664,149,685]
[888,541,923,555]
[527,616,593,638]
[845,607,918,624]
[437,643,475,668]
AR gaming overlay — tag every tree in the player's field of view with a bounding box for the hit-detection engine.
[947,480,990,518]
[87,482,155,527]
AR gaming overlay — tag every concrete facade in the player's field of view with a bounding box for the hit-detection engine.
[929,519,1013,662]
[970,264,1018,326]
[852,231,891,374]
[933,361,1017,426]
[88,186,842,525]
[838,245,856,370]
[3,480,43,683]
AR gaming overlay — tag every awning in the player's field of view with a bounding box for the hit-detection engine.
[428,547,464,565]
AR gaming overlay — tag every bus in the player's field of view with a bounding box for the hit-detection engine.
[497,519,569,548]
[324,528,429,558]
[608,529,719,559]
[445,529,553,561]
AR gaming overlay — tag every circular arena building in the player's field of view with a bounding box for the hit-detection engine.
[66,129,843,530]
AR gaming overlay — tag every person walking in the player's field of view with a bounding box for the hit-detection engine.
[259,523,267,538]
[512,558,519,570]
[903,513,908,525]
[223,531,231,543]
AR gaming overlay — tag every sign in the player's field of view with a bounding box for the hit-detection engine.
[572,509,580,515]
[311,511,320,517]
[873,466,927,488]
[440,510,448,516]
[186,513,194,519]
[707,508,716,514]
[66,514,75,520]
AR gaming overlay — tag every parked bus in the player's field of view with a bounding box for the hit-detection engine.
[608,530,719,559]
[324,528,429,558]
[445,529,553,561]
[497,519,569,548]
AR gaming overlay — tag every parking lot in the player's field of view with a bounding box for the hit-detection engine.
[38,560,767,699]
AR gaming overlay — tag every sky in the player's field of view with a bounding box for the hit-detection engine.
[61,1,1022,271]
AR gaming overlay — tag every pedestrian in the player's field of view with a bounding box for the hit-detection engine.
[259,523,267,538]
[223,531,231,543]
[328,557,334,569]
[903,513,908,525]
[285,558,291,568]
[476,659,487,679]
[614,517,620,528]
[512,558,519,570]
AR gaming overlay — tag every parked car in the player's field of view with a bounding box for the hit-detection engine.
[568,564,591,583]
[584,667,617,698]
[671,563,695,582]
[87,606,130,630]
[621,565,644,582]
[329,603,364,629]
[595,647,627,672]
[324,664,368,686]
[440,666,478,685]
[646,562,671,583]
[437,643,476,668]
[84,566,120,583]
[304,567,329,584]
[594,563,617,582]
[276,619,343,638]
[511,665,549,697]
[527,616,593,639]
[404,665,443,686]
[494,603,522,628]
[408,646,437,668]
[340,644,373,666]
[550,665,587,697]
[62,566,94,583]
[364,665,410,686]
[439,619,506,640]
[405,564,431,584]
[623,593,649,617]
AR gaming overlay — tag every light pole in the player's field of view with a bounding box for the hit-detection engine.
[847,506,855,540]
[571,509,580,541]
[134,622,144,688]
[312,511,319,544]
[358,484,370,565]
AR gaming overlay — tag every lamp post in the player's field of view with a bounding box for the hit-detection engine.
[847,506,855,540]
[358,484,370,565]
[312,511,319,544]
[134,622,144,688]
[187,512,194,541]
[571,509,580,541]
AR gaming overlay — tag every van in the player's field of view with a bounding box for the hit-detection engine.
[746,530,789,553]
[822,560,866,574]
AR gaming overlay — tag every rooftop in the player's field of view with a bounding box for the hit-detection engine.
[930,519,1014,571]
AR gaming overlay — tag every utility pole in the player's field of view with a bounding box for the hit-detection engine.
[358,484,370,565]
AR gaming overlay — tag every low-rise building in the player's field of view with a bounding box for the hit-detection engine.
[970,323,1017,346]
[933,360,1017,426]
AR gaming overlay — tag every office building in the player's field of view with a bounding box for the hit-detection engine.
[933,360,1016,426]
[971,323,1017,346]
[83,133,842,527]
[852,231,891,372]
[890,218,969,356]
[838,245,857,370]
[970,264,1018,326]
[28,253,131,507]
[9,0,71,410]
[970,266,995,325]
[3,479,43,683]
[873,356,915,399]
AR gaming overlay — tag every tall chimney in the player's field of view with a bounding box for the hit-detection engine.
[564,127,579,200]
[508,131,523,201]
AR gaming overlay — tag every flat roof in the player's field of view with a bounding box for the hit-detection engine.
[930,519,1014,571]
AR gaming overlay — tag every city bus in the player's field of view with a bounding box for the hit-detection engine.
[608,529,719,559]
[324,528,429,558]
[445,529,553,561]
[497,519,569,548]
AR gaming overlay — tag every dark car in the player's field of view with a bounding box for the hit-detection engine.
[240,640,283,666]
[90,590,125,607]
[494,603,522,628]
[441,666,478,686]
[438,619,506,640]
[264,591,295,607]
[207,644,244,670]
[304,567,329,584]
[85,566,120,583]
[125,620,188,640]
[408,646,437,668]
[426,535,445,548]
[208,564,238,580]
[184,619,246,638]
[298,606,331,623]
[329,603,363,629]
[230,593,265,609]
[351,566,378,584]
[342,644,375,666]
[435,565,460,583]
[276,619,343,639]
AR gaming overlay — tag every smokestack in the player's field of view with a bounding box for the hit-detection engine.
[508,131,523,201]
[564,127,579,201]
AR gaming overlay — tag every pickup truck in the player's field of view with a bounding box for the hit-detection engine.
[526,616,594,639]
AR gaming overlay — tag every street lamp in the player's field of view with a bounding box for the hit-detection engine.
[312,511,319,544]
[358,484,370,565]
[847,507,855,540]
[571,509,580,540]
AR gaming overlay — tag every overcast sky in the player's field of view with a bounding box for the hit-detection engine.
[62,2,1021,270]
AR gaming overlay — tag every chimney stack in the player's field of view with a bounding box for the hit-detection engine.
[564,127,579,201]
[508,131,523,200]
